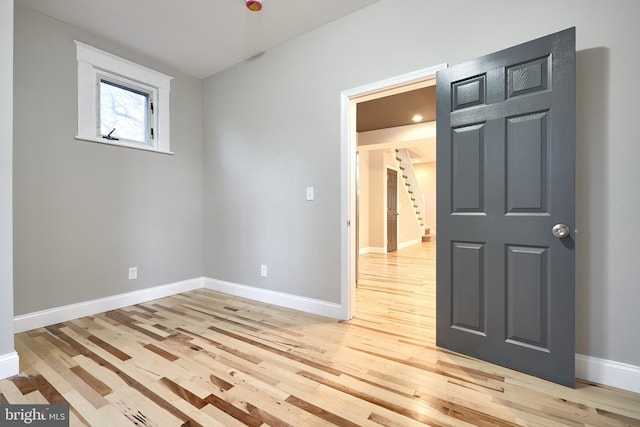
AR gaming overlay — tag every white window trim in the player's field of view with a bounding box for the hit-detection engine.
[74,40,174,154]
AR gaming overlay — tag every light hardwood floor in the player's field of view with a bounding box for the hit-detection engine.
[2,240,640,426]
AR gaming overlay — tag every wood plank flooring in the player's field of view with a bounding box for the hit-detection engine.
[2,240,640,426]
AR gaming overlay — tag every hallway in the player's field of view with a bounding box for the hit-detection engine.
[356,241,436,339]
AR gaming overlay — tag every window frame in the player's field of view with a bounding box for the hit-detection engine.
[75,41,173,154]
[97,71,154,145]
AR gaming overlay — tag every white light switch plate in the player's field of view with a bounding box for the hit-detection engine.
[306,186,314,201]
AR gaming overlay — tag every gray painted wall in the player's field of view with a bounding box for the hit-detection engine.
[1,0,15,361]
[202,56,343,302]
[13,5,204,315]
[202,0,640,366]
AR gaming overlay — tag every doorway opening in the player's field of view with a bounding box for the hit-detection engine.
[340,64,446,320]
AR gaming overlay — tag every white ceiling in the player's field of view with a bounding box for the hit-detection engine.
[16,0,382,79]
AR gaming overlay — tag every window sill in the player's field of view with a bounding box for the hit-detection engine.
[75,136,174,155]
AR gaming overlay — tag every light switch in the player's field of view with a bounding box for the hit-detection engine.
[306,186,315,201]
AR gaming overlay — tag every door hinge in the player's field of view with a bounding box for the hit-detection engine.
[150,128,154,140]
[150,101,154,114]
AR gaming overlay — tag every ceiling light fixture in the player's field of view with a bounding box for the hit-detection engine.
[412,114,423,122]
[246,0,263,11]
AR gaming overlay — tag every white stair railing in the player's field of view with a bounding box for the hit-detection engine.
[394,148,426,235]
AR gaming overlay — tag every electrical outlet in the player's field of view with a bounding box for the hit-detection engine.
[260,264,268,277]
[128,267,138,280]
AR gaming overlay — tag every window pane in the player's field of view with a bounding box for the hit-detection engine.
[100,80,148,143]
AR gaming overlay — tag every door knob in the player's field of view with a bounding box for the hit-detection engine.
[552,224,570,239]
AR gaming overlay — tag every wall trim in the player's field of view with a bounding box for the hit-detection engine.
[13,277,203,333]
[576,353,640,394]
[399,238,423,250]
[0,351,19,380]
[366,247,386,254]
[203,277,343,320]
[342,63,449,321]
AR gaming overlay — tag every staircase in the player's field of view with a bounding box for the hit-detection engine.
[394,148,431,242]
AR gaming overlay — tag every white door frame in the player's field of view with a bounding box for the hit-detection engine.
[339,63,447,320]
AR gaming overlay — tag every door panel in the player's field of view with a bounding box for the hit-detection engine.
[436,28,575,387]
[505,245,548,350]
[386,168,398,252]
[452,124,484,213]
[506,112,548,213]
[451,242,485,335]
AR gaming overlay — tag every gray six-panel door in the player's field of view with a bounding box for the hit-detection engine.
[436,28,576,387]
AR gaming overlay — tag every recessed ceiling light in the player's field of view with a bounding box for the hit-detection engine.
[412,114,423,122]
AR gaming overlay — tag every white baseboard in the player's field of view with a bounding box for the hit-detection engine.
[399,238,423,249]
[366,247,386,254]
[203,277,343,320]
[360,241,424,254]
[0,351,19,380]
[359,247,371,255]
[359,246,386,255]
[576,353,640,394]
[13,277,204,333]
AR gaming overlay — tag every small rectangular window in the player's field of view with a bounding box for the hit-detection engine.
[75,41,173,154]
[99,78,151,144]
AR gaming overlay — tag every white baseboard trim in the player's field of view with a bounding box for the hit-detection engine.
[0,351,19,380]
[13,277,204,333]
[367,247,386,254]
[399,238,423,249]
[576,353,640,394]
[360,239,427,255]
[203,277,343,320]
